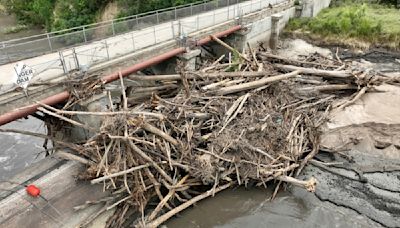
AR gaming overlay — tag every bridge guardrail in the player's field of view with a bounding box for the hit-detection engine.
[0,0,250,65]
[0,0,289,90]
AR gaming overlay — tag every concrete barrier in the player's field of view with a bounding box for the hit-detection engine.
[302,0,331,17]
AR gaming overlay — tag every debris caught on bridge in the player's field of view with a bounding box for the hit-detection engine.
[26,38,396,227]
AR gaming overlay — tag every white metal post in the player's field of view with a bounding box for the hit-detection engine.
[111,21,116,35]
[174,7,177,19]
[72,48,80,69]
[46,33,53,51]
[104,40,110,60]
[171,21,175,38]
[227,0,230,19]
[59,51,68,73]
[83,27,87,42]
[178,21,182,37]
[153,26,157,44]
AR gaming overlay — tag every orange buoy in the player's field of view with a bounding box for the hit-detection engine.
[26,185,41,197]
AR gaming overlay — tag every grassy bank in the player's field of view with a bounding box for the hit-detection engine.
[286,4,400,50]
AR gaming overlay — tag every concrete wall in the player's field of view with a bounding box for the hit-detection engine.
[312,0,331,16]
[246,6,296,46]
[218,1,295,54]
[302,0,331,17]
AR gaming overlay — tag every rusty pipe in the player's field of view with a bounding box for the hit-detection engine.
[102,47,186,84]
[0,25,242,126]
[196,25,242,46]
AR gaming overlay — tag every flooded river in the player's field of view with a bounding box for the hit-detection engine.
[0,36,398,227]
[0,118,45,180]
[166,187,379,228]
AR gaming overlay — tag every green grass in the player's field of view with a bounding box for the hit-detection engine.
[367,6,400,34]
[286,4,400,49]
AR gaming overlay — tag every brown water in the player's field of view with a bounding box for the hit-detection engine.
[165,187,379,228]
[0,118,46,180]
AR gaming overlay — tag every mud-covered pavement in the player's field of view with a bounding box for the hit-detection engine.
[298,150,400,227]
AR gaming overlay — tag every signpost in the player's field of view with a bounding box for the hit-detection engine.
[13,62,34,90]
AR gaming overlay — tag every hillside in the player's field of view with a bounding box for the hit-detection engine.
[0,0,199,32]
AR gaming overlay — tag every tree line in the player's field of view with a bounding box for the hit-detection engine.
[0,0,201,31]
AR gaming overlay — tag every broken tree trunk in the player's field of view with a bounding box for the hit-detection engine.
[275,64,353,79]
[215,70,301,95]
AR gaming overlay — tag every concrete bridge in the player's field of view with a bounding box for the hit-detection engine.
[0,0,331,227]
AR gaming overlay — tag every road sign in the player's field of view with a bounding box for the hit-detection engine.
[13,62,34,89]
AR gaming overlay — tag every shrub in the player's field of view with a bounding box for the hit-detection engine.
[306,4,382,39]
[3,24,28,34]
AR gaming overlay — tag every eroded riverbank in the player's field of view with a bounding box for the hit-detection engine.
[166,39,400,227]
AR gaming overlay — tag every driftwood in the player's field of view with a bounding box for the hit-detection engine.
[8,47,388,228]
[146,183,232,228]
[275,64,353,79]
[91,164,152,184]
[210,35,251,62]
[127,71,272,81]
[259,52,338,68]
[215,70,301,95]
[337,86,369,110]
[299,84,357,93]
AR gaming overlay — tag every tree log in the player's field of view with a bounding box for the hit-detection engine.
[215,70,301,95]
[146,183,232,228]
[275,64,352,79]
[128,71,271,81]
[259,53,338,68]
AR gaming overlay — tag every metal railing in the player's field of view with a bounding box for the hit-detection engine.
[0,0,252,65]
[0,0,290,89]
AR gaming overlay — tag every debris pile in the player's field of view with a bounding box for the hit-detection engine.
[36,38,394,227]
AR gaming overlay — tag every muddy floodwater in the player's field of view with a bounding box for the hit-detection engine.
[166,187,378,228]
[0,118,45,180]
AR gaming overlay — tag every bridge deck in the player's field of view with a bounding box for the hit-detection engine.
[0,0,293,116]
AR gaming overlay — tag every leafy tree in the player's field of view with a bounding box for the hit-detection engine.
[32,0,56,29]
[3,0,209,31]
[117,0,199,17]
[1,0,55,30]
